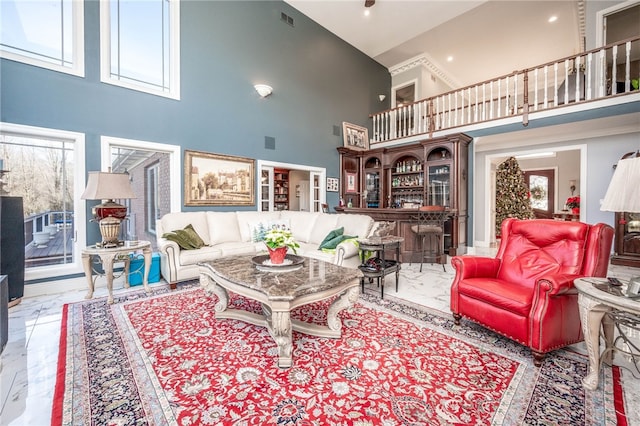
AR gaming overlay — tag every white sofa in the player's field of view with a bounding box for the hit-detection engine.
[156,210,375,284]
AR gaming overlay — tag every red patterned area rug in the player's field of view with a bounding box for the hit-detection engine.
[52,283,627,425]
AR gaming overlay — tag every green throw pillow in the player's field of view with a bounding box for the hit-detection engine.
[162,224,205,250]
[319,229,357,250]
[319,227,344,249]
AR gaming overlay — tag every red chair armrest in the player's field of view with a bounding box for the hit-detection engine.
[451,256,501,279]
[536,274,582,296]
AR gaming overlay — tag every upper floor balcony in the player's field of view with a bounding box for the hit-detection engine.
[370,36,640,147]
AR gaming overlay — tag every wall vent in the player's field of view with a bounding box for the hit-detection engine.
[265,136,276,150]
[281,12,294,27]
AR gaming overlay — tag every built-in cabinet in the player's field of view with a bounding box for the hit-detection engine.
[274,169,289,211]
[337,133,471,258]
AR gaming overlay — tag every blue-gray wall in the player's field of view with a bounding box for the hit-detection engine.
[1,0,390,217]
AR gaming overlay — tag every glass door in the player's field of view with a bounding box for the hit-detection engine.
[259,166,274,211]
[426,148,451,207]
[310,171,322,212]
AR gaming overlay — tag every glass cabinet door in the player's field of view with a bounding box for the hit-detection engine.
[427,164,450,206]
[365,171,380,208]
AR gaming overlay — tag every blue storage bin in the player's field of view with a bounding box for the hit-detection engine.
[129,252,161,286]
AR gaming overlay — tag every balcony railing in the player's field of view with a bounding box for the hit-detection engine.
[370,36,640,144]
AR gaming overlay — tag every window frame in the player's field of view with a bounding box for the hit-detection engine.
[145,162,160,235]
[0,0,85,77]
[99,0,181,100]
[0,122,87,281]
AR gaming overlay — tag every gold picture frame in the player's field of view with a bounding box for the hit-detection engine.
[184,150,255,206]
[342,122,369,151]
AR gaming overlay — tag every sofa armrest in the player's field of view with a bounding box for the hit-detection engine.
[334,239,360,266]
[157,238,181,283]
[450,256,501,279]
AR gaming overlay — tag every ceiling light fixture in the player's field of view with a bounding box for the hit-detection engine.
[447,56,453,62]
[548,15,558,23]
[364,9,370,16]
[254,84,273,98]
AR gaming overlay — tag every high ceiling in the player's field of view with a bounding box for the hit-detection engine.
[285,0,584,88]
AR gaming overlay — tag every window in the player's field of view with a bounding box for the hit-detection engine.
[0,122,86,281]
[103,136,181,249]
[100,0,180,99]
[146,163,160,234]
[0,0,84,76]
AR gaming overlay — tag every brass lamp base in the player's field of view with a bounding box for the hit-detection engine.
[97,216,124,248]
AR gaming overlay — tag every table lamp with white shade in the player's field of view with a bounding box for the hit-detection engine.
[600,152,640,296]
[81,171,136,248]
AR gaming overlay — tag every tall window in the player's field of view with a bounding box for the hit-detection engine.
[0,123,86,280]
[0,0,84,76]
[146,163,160,234]
[100,0,180,99]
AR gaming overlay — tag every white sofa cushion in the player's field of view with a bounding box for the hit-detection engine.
[236,211,281,242]
[179,246,224,266]
[337,213,374,240]
[280,211,321,243]
[308,214,340,245]
[206,212,242,244]
[160,212,211,245]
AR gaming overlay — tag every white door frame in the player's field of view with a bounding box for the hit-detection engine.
[257,160,326,212]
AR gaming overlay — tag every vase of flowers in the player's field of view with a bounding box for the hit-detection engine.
[264,228,299,264]
[566,196,580,214]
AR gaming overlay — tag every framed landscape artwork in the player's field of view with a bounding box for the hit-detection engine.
[184,150,255,206]
[342,122,369,151]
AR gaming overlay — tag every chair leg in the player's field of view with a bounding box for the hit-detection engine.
[170,282,177,290]
[532,351,545,367]
[453,313,462,325]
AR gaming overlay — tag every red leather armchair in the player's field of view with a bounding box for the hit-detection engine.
[450,218,614,366]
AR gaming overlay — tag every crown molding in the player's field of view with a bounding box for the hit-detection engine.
[388,53,463,89]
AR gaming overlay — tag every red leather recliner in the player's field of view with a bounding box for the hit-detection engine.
[450,218,614,366]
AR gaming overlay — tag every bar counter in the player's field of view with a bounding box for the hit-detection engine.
[334,206,465,262]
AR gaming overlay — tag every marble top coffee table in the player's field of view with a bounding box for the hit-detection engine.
[199,255,362,368]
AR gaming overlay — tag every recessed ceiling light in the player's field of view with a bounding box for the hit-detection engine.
[447,56,453,62]
[548,15,558,23]
[364,9,370,16]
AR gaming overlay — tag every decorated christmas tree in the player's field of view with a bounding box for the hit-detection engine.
[495,156,535,236]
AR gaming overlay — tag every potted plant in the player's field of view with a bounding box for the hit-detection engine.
[566,196,580,214]
[263,228,299,264]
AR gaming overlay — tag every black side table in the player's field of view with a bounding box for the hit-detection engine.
[357,236,403,299]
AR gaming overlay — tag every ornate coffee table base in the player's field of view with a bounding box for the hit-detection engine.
[200,271,360,368]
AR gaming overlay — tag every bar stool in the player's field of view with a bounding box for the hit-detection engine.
[410,206,446,272]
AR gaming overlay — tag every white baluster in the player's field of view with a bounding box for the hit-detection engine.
[563,59,569,104]
[612,45,618,95]
[625,41,631,92]
[474,86,479,122]
[533,68,539,111]
[447,93,452,128]
[504,76,509,115]
[543,66,548,108]
[481,83,486,121]
[598,48,606,98]
[513,74,518,115]
[574,55,581,102]
[554,62,559,106]
[586,52,593,100]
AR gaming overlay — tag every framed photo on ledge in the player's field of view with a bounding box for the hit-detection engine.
[184,150,255,206]
[342,122,369,151]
